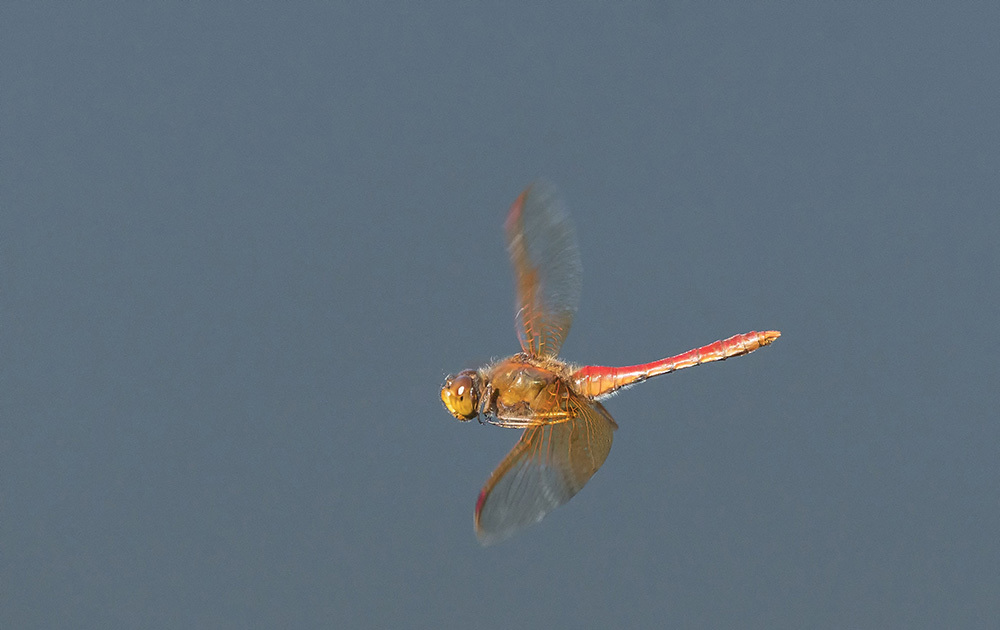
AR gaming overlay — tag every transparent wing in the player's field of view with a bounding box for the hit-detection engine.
[505,182,582,358]
[474,396,616,545]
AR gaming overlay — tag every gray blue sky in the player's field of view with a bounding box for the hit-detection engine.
[3,3,998,628]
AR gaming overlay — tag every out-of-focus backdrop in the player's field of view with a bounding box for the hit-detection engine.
[3,4,997,628]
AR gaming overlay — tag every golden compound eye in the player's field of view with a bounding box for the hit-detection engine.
[441,372,478,420]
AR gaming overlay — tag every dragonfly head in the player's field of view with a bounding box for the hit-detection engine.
[441,370,481,421]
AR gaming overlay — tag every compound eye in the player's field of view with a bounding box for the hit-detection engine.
[441,372,478,420]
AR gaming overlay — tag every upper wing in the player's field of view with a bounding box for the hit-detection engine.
[505,182,583,358]
[474,396,616,545]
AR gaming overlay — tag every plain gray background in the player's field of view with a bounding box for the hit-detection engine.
[3,3,997,628]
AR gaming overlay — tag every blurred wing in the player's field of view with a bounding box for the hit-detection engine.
[474,396,616,545]
[505,182,582,358]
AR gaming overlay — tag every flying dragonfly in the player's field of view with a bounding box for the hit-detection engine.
[441,182,780,545]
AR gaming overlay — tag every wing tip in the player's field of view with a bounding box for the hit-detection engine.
[473,487,495,545]
[504,186,531,235]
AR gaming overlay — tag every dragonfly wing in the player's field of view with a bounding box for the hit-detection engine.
[505,182,582,358]
[474,396,616,545]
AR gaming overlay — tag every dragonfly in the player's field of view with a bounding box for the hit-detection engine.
[441,182,780,545]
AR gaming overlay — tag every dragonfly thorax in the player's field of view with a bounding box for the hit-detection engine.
[482,356,573,422]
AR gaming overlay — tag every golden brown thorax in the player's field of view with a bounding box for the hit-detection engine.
[487,358,557,406]
[481,355,576,425]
